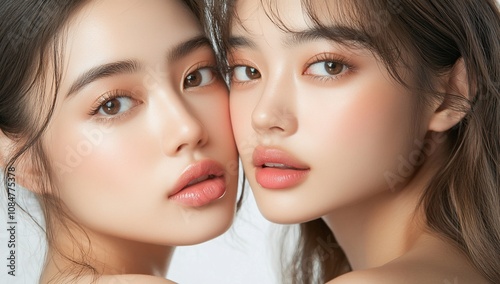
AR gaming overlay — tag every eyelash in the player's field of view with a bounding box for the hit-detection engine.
[88,90,139,122]
[303,53,354,82]
[227,53,354,85]
[183,62,219,89]
[227,60,261,86]
[85,62,218,123]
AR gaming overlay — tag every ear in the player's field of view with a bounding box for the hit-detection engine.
[0,131,15,169]
[428,58,470,132]
[0,131,42,193]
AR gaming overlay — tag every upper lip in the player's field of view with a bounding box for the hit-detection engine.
[252,146,310,170]
[169,159,225,197]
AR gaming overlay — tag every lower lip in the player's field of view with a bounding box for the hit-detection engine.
[169,176,226,207]
[255,167,309,189]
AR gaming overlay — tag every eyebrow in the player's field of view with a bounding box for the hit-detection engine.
[228,25,370,50]
[228,36,256,49]
[66,35,211,98]
[286,26,370,47]
[167,35,211,62]
[66,60,139,97]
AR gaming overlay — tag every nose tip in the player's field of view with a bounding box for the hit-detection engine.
[176,120,208,152]
[162,110,209,156]
[252,104,297,135]
[175,127,207,153]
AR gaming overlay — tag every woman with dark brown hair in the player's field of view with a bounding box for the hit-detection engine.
[211,0,500,283]
[0,0,239,283]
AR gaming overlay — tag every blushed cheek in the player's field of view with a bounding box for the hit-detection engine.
[198,95,236,155]
[48,123,153,193]
[230,97,255,161]
[306,87,414,189]
[332,98,403,150]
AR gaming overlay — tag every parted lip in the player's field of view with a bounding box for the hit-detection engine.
[252,146,310,170]
[168,159,225,197]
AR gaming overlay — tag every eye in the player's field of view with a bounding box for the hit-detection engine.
[89,90,140,120]
[231,66,261,83]
[184,67,217,89]
[304,61,348,77]
[98,96,136,116]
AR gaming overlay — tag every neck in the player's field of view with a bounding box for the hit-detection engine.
[41,225,174,281]
[322,149,444,271]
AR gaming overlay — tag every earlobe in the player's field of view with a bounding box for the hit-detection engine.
[0,131,14,169]
[428,58,470,132]
[0,131,41,193]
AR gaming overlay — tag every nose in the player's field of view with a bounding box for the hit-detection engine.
[162,101,208,156]
[251,77,298,136]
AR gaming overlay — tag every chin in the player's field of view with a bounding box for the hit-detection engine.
[172,195,237,245]
[256,200,322,225]
[174,216,235,245]
[251,185,337,225]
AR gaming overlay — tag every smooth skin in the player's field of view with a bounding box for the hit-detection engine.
[1,0,238,283]
[228,0,487,283]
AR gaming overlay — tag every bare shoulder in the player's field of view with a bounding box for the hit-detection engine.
[326,269,386,284]
[326,266,421,284]
[41,273,176,284]
[94,274,177,284]
[327,257,488,284]
[328,236,489,284]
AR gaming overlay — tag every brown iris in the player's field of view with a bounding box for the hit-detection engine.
[184,70,203,87]
[245,67,261,79]
[102,98,121,115]
[324,61,344,75]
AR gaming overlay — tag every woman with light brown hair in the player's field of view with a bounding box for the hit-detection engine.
[211,0,500,283]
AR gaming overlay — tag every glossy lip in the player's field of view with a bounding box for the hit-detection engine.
[168,159,226,207]
[252,146,310,189]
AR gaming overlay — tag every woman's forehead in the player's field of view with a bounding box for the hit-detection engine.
[231,0,361,32]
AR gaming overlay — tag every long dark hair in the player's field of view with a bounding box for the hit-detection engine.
[211,0,500,283]
[0,0,206,282]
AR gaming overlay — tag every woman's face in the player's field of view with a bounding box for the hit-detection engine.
[43,0,238,245]
[229,0,429,223]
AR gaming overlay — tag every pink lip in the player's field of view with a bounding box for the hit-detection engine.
[168,160,226,207]
[252,146,310,189]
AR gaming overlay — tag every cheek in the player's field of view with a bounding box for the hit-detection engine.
[301,83,416,191]
[44,120,197,244]
[50,123,156,185]
[324,94,409,155]
[186,90,239,171]
[230,93,257,161]
[198,94,234,148]
[45,120,165,225]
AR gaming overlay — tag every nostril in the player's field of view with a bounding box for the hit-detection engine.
[174,137,206,153]
[269,125,285,132]
[176,143,187,153]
